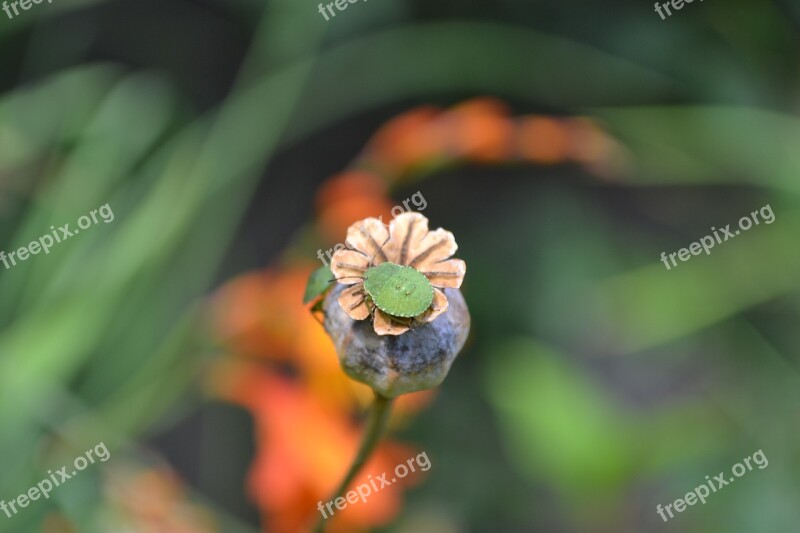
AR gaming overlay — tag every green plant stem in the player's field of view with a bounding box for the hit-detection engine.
[313,392,393,533]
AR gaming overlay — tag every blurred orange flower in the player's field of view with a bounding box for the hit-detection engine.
[315,171,388,212]
[220,371,421,533]
[364,107,446,177]
[315,171,394,246]
[443,98,513,162]
[515,115,571,164]
[102,465,217,533]
[210,262,434,532]
[565,117,630,178]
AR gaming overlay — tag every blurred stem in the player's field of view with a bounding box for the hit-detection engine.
[314,392,393,533]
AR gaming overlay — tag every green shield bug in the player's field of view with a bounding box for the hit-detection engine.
[363,262,434,318]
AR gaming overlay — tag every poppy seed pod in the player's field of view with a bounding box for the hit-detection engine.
[323,283,470,397]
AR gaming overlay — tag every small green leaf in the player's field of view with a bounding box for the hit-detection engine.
[304,265,333,304]
[364,263,433,318]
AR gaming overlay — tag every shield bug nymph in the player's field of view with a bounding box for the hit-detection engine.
[363,262,434,318]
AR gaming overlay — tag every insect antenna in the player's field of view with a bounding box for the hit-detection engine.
[329,276,364,283]
[368,235,392,268]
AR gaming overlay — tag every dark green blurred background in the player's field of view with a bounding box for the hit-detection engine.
[1,0,799,531]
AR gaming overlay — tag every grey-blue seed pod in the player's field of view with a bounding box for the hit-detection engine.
[323,284,470,398]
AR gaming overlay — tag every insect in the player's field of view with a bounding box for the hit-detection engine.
[363,263,433,318]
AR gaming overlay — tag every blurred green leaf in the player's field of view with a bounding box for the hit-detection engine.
[586,210,800,352]
[484,338,728,499]
[304,264,333,304]
[596,106,800,193]
[485,338,637,495]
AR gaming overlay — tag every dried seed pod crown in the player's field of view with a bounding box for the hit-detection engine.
[330,212,466,335]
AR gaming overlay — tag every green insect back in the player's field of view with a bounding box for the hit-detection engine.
[363,262,434,318]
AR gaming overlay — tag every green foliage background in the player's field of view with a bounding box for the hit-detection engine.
[0,0,798,531]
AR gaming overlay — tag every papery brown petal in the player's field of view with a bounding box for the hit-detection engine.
[330,249,370,284]
[421,258,466,289]
[418,288,449,323]
[384,212,429,265]
[373,310,410,336]
[345,218,390,265]
[338,284,371,320]
[407,228,458,270]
